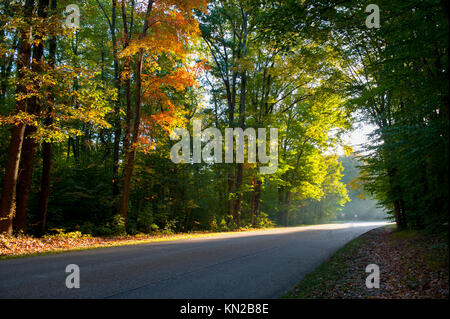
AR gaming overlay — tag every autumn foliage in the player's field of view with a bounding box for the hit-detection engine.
[120,0,207,153]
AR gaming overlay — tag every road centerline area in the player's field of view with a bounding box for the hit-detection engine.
[0,222,386,299]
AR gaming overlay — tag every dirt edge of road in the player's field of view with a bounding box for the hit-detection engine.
[0,227,269,260]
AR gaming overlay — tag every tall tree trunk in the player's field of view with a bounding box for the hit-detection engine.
[111,0,122,214]
[284,191,291,226]
[399,199,407,229]
[277,187,291,226]
[38,132,51,236]
[250,178,261,226]
[250,178,256,226]
[0,125,26,234]
[393,200,403,229]
[234,163,243,227]
[234,73,246,227]
[233,10,248,228]
[227,170,235,225]
[70,33,79,163]
[14,126,37,233]
[37,0,57,237]
[254,179,262,224]
[120,49,143,222]
[120,0,153,224]
[0,0,34,234]
[121,0,133,158]
[277,187,284,225]
[14,0,50,234]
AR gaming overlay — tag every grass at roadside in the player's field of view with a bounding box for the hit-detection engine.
[284,225,449,299]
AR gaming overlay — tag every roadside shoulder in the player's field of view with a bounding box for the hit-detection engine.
[284,225,449,299]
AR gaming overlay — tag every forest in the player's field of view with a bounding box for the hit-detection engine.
[0,0,448,237]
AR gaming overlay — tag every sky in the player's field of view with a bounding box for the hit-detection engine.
[340,121,378,155]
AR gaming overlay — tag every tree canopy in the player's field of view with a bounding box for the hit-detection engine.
[0,0,447,236]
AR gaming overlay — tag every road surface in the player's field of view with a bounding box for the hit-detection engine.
[0,222,386,299]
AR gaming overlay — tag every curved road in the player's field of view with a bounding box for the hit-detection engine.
[0,222,386,299]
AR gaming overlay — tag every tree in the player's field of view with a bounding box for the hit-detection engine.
[0,0,34,234]
[0,0,115,234]
[119,0,207,226]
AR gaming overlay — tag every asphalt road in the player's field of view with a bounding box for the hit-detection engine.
[0,222,386,299]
